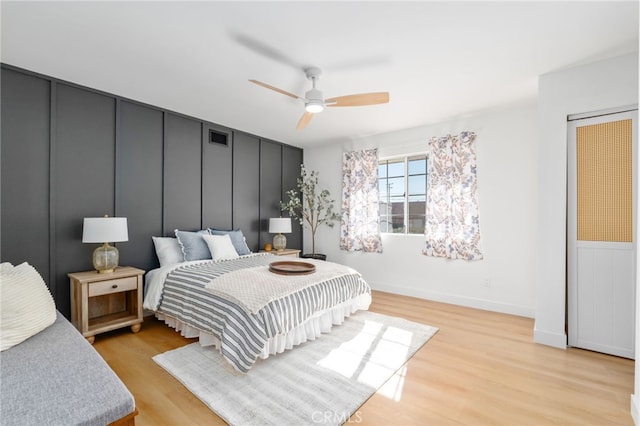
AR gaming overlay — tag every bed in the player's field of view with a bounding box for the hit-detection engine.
[143,252,371,373]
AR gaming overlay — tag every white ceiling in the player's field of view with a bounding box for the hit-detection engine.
[1,1,638,147]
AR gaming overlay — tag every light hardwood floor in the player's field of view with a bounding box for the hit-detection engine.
[93,291,635,425]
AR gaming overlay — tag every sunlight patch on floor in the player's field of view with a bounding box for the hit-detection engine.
[316,320,412,400]
[377,365,407,401]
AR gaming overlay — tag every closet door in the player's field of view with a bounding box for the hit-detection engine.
[567,109,637,358]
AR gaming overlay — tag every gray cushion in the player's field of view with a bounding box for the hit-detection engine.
[0,312,135,425]
[175,229,211,261]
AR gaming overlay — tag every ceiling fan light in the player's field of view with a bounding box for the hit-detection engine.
[305,102,324,113]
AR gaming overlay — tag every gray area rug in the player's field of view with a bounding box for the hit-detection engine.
[153,310,438,426]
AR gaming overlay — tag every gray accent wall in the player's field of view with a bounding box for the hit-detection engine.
[281,144,304,250]
[260,139,284,247]
[116,100,164,272]
[202,123,233,230]
[0,64,303,319]
[1,68,51,284]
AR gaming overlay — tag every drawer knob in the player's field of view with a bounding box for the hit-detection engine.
[111,284,118,289]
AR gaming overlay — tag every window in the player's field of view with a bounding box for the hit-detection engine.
[378,155,428,234]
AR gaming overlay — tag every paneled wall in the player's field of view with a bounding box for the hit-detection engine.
[0,65,303,318]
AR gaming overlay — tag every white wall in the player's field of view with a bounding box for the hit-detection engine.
[303,100,539,317]
[535,53,639,349]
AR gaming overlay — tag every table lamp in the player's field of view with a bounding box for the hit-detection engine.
[269,218,291,251]
[82,215,128,273]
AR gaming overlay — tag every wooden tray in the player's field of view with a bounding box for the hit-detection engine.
[269,261,316,275]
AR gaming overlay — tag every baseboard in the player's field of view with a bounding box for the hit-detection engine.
[369,282,535,318]
[632,394,640,425]
[532,326,567,349]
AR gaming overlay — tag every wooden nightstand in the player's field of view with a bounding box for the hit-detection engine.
[68,266,144,344]
[260,248,301,257]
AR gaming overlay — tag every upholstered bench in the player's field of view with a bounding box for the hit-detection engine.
[0,311,137,425]
[0,262,137,425]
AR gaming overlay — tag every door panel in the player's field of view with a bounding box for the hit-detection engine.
[575,244,635,357]
[568,109,637,359]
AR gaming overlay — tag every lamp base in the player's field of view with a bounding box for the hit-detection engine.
[273,233,287,251]
[93,243,119,274]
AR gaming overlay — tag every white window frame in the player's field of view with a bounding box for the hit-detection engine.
[378,153,428,235]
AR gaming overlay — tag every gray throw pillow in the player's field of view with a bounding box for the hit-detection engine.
[175,229,211,261]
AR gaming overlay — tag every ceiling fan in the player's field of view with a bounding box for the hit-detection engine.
[249,67,389,130]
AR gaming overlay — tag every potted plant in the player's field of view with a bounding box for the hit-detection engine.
[281,164,339,260]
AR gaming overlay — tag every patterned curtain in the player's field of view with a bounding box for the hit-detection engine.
[340,149,383,253]
[423,131,483,260]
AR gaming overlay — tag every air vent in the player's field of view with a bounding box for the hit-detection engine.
[209,130,228,146]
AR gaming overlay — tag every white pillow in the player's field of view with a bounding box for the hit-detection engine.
[202,234,239,261]
[152,236,184,267]
[0,262,57,351]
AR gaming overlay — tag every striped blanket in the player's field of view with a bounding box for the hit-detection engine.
[153,254,371,373]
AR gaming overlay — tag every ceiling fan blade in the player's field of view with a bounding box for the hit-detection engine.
[249,79,302,100]
[234,34,302,70]
[325,92,389,107]
[296,112,313,130]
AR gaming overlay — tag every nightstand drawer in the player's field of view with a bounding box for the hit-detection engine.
[89,276,137,297]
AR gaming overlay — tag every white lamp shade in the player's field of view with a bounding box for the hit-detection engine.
[82,217,128,243]
[269,218,292,234]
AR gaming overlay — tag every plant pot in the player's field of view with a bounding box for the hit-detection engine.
[301,253,327,261]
